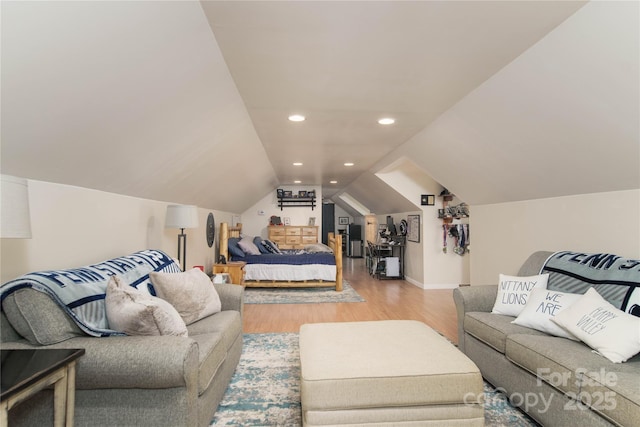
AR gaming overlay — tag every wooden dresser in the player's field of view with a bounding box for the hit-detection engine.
[268,225,318,250]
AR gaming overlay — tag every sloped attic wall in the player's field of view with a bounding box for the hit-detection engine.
[375,1,639,279]
[1,1,277,214]
[389,1,638,206]
[334,172,417,216]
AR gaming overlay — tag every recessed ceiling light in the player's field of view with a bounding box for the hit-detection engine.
[294,180,301,184]
[344,162,354,167]
[330,180,338,184]
[293,162,303,166]
[288,114,305,122]
[378,118,395,125]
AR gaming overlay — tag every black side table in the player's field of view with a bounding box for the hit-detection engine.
[1,348,85,426]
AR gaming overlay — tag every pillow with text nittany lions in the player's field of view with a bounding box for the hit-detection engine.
[491,273,549,317]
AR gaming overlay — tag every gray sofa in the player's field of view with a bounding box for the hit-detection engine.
[454,251,640,427]
[1,260,244,427]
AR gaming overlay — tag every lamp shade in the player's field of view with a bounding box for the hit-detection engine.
[1,174,32,238]
[165,205,199,229]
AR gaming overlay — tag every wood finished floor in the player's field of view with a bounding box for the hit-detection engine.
[243,256,459,345]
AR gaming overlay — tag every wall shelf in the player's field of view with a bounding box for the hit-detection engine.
[277,196,316,210]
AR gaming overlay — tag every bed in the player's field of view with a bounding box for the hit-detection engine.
[219,222,343,291]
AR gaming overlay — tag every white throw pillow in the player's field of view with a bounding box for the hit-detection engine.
[149,268,221,325]
[238,236,262,255]
[512,289,582,340]
[491,273,549,317]
[105,276,188,337]
[552,287,640,363]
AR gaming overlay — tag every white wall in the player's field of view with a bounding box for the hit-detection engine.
[470,189,640,285]
[0,180,235,283]
[240,185,321,238]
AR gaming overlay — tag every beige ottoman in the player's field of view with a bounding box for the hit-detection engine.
[299,320,484,426]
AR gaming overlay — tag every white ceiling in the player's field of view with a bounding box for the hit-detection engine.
[201,0,587,197]
[2,1,637,215]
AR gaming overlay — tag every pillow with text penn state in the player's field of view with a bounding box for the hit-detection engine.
[512,289,582,339]
[552,287,640,363]
[491,273,549,317]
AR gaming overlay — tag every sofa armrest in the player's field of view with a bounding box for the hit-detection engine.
[0,335,199,391]
[453,285,498,353]
[214,282,244,316]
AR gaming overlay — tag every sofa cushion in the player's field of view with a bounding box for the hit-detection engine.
[105,276,188,337]
[2,288,84,345]
[187,310,242,354]
[150,268,221,325]
[464,312,546,353]
[506,333,640,427]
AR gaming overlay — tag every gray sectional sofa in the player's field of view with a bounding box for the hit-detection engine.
[1,251,244,427]
[454,251,640,427]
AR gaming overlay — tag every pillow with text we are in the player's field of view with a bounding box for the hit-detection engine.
[512,289,582,339]
[491,273,549,317]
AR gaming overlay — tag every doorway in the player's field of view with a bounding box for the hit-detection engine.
[321,203,335,245]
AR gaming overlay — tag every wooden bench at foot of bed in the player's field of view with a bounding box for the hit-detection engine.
[219,222,343,292]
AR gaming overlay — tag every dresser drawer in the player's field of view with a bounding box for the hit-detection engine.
[302,235,317,244]
[286,227,301,236]
[270,235,286,245]
[269,227,286,237]
[286,236,302,245]
[302,227,317,236]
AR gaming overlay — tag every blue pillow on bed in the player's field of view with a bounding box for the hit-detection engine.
[253,236,270,254]
[228,238,245,259]
[262,239,282,254]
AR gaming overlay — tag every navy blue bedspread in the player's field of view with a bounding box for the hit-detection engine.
[235,252,335,266]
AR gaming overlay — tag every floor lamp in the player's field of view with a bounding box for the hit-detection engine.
[165,205,199,271]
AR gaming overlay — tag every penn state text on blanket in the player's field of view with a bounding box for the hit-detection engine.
[540,251,640,316]
[0,250,180,336]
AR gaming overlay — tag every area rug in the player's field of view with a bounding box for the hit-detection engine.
[243,280,365,304]
[210,333,539,426]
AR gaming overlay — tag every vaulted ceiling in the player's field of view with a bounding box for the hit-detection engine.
[2,1,637,215]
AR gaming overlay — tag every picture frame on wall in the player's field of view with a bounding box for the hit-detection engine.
[283,190,293,198]
[284,217,291,225]
[299,190,307,197]
[338,217,349,225]
[309,217,316,226]
[407,214,420,242]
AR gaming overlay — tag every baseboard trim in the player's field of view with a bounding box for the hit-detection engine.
[404,277,459,290]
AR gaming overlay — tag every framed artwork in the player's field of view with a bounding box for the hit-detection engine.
[283,190,293,198]
[308,217,316,226]
[338,217,349,225]
[284,217,291,225]
[421,194,435,206]
[299,190,307,197]
[407,215,420,242]
[307,190,316,198]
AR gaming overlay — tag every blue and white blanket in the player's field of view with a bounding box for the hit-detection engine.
[0,249,180,337]
[540,251,640,316]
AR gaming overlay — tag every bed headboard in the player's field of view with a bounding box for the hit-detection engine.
[219,222,242,262]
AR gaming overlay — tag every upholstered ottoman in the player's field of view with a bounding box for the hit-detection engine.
[299,320,484,426]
